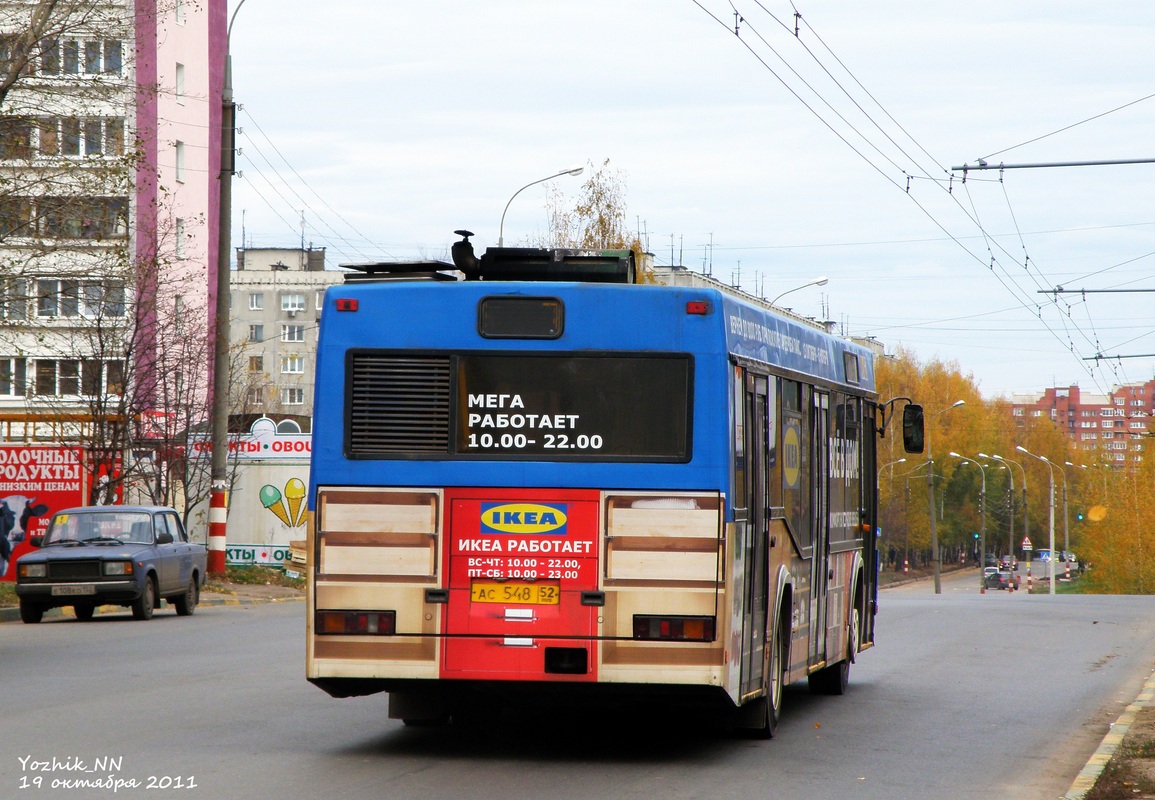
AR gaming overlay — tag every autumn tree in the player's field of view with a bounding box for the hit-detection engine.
[874,345,1094,570]
[535,158,651,278]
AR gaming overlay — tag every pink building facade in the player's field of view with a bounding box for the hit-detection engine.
[1010,381,1155,465]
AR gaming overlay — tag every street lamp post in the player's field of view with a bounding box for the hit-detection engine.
[991,454,1028,560]
[977,452,1009,557]
[1017,446,1058,595]
[1062,462,1087,555]
[949,453,987,593]
[208,0,251,576]
[879,458,906,571]
[770,276,828,307]
[497,166,584,247]
[927,400,965,594]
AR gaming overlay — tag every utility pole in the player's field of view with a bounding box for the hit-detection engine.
[208,0,249,575]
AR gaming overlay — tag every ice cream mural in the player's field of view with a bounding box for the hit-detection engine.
[187,417,313,566]
[260,478,308,528]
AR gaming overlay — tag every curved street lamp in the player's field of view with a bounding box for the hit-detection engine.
[990,453,1028,559]
[771,276,828,307]
[949,452,987,593]
[927,400,965,593]
[1062,462,1087,554]
[1017,445,1058,595]
[497,166,585,247]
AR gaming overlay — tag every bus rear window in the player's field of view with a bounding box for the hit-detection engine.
[478,296,563,339]
[457,354,691,460]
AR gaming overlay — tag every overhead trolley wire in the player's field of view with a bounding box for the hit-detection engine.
[692,0,1128,392]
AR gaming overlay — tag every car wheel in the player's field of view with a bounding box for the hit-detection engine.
[173,577,199,616]
[132,577,156,621]
[74,602,95,621]
[19,601,44,624]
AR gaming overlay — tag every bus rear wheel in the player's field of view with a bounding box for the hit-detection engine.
[736,612,788,738]
[808,606,858,696]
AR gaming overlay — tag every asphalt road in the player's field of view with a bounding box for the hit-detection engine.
[4,574,1154,800]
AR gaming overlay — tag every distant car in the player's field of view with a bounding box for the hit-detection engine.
[14,506,206,624]
[983,566,999,581]
[1061,551,1078,563]
[999,555,1017,571]
[985,570,1022,591]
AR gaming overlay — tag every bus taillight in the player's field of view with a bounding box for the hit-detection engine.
[315,610,396,635]
[632,615,716,642]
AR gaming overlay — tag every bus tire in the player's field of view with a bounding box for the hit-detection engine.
[808,606,858,696]
[736,612,788,739]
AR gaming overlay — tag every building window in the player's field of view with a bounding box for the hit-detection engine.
[174,63,185,104]
[41,117,124,158]
[248,356,263,373]
[281,324,304,342]
[175,218,186,259]
[37,278,78,317]
[39,196,128,239]
[315,291,324,311]
[0,278,29,319]
[0,117,33,159]
[84,118,102,155]
[175,141,185,182]
[39,38,121,76]
[280,354,304,374]
[80,282,125,318]
[281,293,306,312]
[0,357,28,396]
[281,387,305,405]
[36,279,124,318]
[247,387,263,407]
[33,359,121,396]
[175,0,185,24]
[248,292,263,311]
[248,324,264,343]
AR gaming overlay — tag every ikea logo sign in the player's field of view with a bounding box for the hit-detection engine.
[481,503,568,535]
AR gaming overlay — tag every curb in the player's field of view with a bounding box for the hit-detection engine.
[0,593,303,623]
[1064,667,1155,799]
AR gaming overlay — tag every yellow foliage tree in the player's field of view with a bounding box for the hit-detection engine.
[1080,453,1155,593]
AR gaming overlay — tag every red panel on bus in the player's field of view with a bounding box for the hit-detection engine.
[441,488,599,681]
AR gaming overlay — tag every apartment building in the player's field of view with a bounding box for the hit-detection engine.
[0,0,224,442]
[1010,381,1155,464]
[231,247,345,429]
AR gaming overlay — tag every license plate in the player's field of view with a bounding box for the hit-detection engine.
[52,584,96,596]
[471,582,560,605]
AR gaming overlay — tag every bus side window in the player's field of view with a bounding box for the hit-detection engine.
[766,376,780,512]
[732,366,746,519]
[781,378,809,551]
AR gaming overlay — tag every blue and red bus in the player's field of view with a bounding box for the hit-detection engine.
[306,237,921,736]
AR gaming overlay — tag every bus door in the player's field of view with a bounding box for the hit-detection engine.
[739,373,770,699]
[808,391,830,667]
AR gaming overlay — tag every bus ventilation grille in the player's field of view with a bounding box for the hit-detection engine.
[348,354,451,455]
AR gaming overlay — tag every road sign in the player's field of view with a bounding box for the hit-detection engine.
[1021,537,1033,551]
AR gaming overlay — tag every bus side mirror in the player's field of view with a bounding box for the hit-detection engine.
[29,535,43,548]
[902,405,925,453]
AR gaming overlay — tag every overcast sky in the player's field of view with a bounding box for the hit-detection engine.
[227,1,1155,398]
